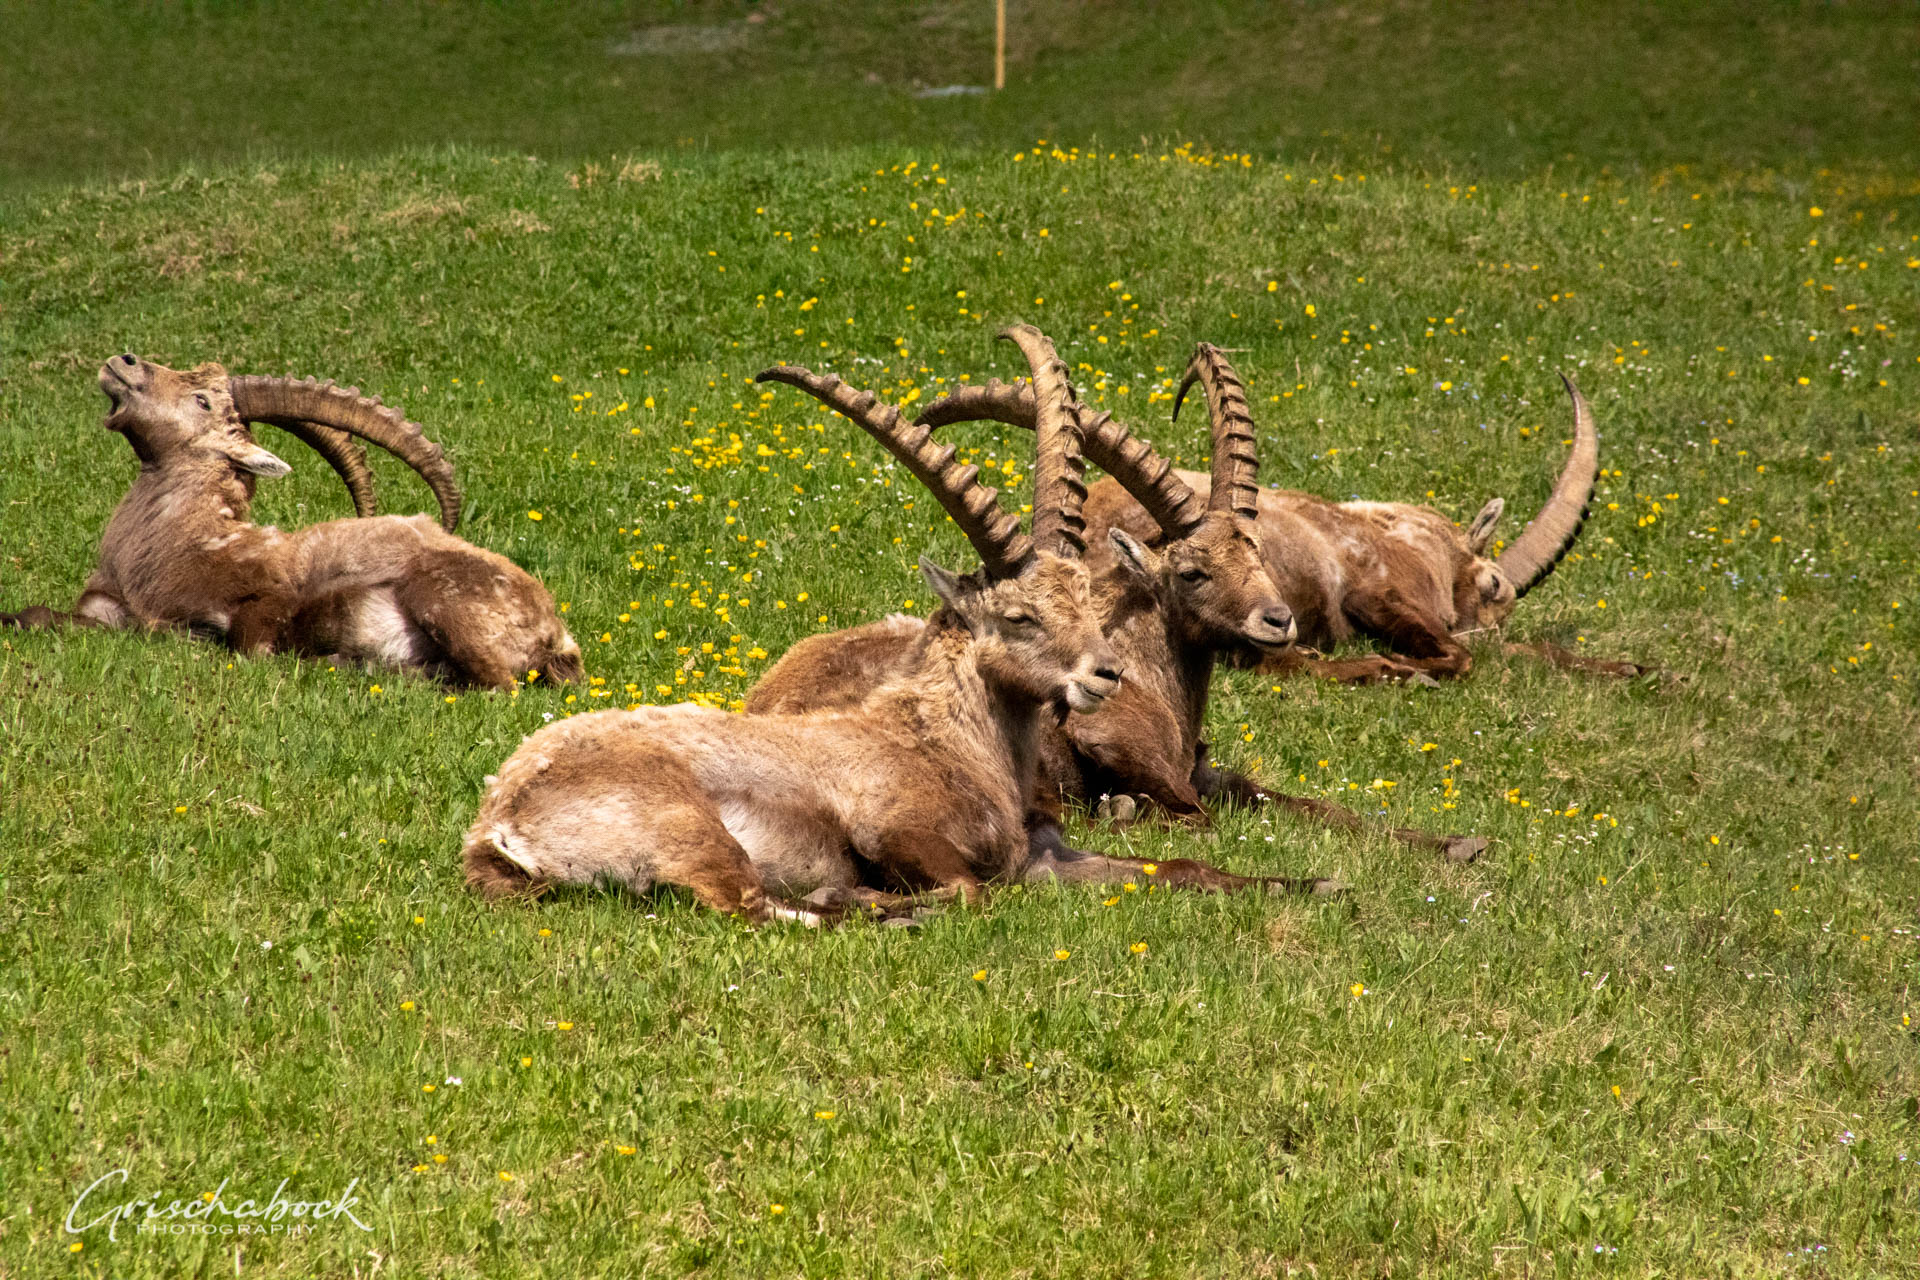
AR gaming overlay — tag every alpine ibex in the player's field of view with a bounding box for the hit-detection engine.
[1,355,581,688]
[465,328,1331,926]
[1088,369,1645,684]
[751,343,1487,862]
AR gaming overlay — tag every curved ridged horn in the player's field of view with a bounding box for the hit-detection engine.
[228,376,461,531]
[916,382,1206,538]
[755,364,1033,578]
[1496,374,1600,599]
[1172,343,1261,520]
[261,419,378,517]
[996,325,1087,559]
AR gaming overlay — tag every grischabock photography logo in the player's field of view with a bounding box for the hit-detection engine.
[65,1167,374,1242]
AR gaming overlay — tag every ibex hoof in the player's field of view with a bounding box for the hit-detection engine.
[1442,836,1489,864]
[1405,671,1443,689]
[881,914,922,930]
[1308,878,1351,896]
[1095,794,1138,824]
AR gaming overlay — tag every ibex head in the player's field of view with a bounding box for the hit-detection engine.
[100,355,290,478]
[1163,344,1297,652]
[920,548,1121,713]
[759,325,1121,712]
[98,353,465,530]
[1454,374,1600,629]
[1137,511,1295,652]
[1454,497,1519,629]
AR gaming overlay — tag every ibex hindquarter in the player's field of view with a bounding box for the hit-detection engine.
[1,355,581,689]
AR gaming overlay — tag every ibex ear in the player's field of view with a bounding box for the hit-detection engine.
[1466,497,1504,555]
[1107,528,1158,581]
[220,440,293,478]
[918,556,968,612]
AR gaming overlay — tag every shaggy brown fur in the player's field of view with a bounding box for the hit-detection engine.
[1,355,580,688]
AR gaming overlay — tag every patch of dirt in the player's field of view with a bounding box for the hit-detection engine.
[379,196,469,225]
[608,23,751,56]
[499,210,551,235]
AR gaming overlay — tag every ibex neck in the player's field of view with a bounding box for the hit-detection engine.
[124,459,257,523]
[901,617,1045,806]
[1095,565,1213,758]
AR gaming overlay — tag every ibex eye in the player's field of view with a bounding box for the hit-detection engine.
[195,394,211,410]
[1004,613,1035,627]
[1179,569,1209,584]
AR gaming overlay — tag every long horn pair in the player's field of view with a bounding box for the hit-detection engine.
[227,377,462,531]
[915,383,1207,539]
[1172,343,1262,521]
[1496,374,1600,598]
[753,365,1034,578]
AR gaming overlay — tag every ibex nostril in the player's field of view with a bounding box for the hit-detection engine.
[1093,665,1122,684]
[119,354,137,366]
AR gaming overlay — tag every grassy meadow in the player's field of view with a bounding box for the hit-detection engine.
[3,4,1919,1278]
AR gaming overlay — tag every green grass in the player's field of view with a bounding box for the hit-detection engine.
[4,142,1917,1279]
[4,0,1920,189]
[4,4,1920,1277]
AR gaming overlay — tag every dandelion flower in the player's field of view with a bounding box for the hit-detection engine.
[1350,983,1367,998]
[972,969,987,981]
[1130,942,1149,955]
[1054,949,1071,961]
[400,1000,415,1012]
[814,1110,835,1121]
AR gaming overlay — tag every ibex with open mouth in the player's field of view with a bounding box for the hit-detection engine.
[1,355,581,688]
[1088,365,1643,684]
[752,342,1485,861]
[465,328,1326,926]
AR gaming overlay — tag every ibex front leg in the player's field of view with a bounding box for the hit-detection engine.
[1193,744,1487,864]
[1501,638,1651,679]
[1022,822,1344,896]
[2,583,131,632]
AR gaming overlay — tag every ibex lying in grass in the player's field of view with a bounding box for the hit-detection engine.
[1088,369,1645,684]
[752,343,1486,862]
[1,355,581,688]
[466,328,1330,925]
